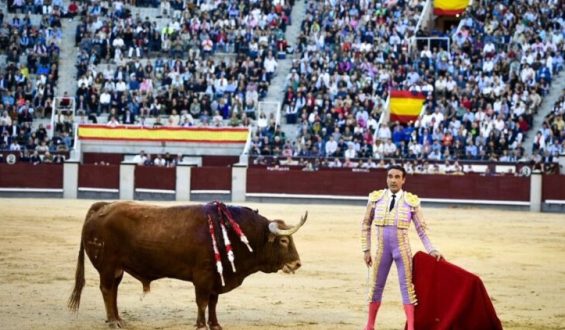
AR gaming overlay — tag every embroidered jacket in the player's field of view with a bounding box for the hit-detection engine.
[361,189,435,253]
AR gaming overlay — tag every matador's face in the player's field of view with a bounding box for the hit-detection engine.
[386,169,406,193]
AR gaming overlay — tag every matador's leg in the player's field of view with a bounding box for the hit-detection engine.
[394,230,417,305]
[368,227,393,302]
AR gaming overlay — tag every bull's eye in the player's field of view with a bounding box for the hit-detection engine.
[279,236,290,247]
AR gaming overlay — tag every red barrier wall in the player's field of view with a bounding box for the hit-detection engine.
[135,166,176,190]
[404,174,530,201]
[78,164,120,189]
[202,156,239,167]
[247,169,530,201]
[82,153,124,164]
[0,163,63,188]
[247,168,383,195]
[191,167,232,190]
[542,175,565,201]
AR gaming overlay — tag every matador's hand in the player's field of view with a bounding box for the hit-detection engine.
[430,250,443,261]
[364,251,372,267]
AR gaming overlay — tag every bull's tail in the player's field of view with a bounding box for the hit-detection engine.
[68,240,85,312]
[68,201,110,312]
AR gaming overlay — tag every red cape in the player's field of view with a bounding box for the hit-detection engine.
[410,252,503,330]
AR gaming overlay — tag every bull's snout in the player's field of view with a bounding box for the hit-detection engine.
[282,260,301,274]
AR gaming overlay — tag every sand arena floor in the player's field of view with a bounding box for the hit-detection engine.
[0,199,564,330]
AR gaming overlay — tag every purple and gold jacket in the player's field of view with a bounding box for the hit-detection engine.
[361,189,436,253]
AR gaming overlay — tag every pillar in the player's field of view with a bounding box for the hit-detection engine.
[63,160,79,199]
[176,164,193,201]
[231,164,247,202]
[558,153,565,175]
[529,170,542,212]
[120,162,135,200]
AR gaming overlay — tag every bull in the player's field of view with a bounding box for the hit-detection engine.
[68,201,307,329]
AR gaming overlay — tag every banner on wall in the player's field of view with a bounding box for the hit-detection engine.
[434,0,470,16]
[389,90,426,124]
[78,125,249,143]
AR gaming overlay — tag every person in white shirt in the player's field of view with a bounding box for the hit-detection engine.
[106,116,120,127]
[325,136,338,157]
[383,139,397,157]
[154,154,167,167]
[99,90,112,113]
[9,141,21,151]
[132,151,147,165]
[115,79,127,93]
[344,143,357,159]
[263,52,278,81]
[168,110,180,126]
[376,123,391,141]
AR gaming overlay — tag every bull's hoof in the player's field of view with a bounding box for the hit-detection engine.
[209,325,223,330]
[106,319,126,328]
[195,326,208,330]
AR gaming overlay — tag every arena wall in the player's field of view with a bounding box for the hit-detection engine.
[0,164,563,212]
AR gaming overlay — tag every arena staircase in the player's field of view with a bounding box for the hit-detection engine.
[58,18,80,97]
[263,0,307,142]
[523,70,565,151]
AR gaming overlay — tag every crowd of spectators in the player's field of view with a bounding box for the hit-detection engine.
[130,149,179,166]
[0,2,72,162]
[250,0,429,160]
[1,0,563,173]
[250,0,564,173]
[73,0,294,127]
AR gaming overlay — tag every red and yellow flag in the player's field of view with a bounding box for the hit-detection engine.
[389,91,426,124]
[434,0,469,16]
[78,125,249,143]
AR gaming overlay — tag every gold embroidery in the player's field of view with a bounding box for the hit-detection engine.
[368,227,385,302]
[405,192,420,208]
[397,230,417,304]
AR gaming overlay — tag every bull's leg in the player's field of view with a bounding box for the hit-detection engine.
[194,288,210,330]
[207,293,222,330]
[100,270,125,328]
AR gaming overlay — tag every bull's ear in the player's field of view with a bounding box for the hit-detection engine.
[268,233,276,243]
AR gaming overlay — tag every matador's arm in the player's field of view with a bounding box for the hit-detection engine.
[361,190,383,252]
[361,199,374,252]
[412,205,437,254]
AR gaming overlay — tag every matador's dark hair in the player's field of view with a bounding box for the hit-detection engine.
[387,165,407,178]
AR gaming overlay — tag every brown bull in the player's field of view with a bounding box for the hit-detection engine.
[68,201,307,329]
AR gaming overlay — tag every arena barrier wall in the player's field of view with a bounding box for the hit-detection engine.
[78,164,120,191]
[246,168,531,206]
[0,164,562,212]
[0,163,63,191]
[542,175,565,209]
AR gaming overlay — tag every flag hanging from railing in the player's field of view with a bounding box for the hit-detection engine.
[434,0,470,16]
[389,91,426,124]
[78,125,249,143]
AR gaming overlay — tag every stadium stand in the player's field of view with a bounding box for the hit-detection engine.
[0,0,563,177]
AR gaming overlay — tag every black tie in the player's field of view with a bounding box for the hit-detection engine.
[389,194,396,211]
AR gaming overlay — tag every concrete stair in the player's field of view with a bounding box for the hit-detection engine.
[59,18,80,96]
[522,70,565,154]
[262,0,306,143]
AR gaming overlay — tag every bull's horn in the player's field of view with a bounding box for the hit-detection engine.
[269,211,308,236]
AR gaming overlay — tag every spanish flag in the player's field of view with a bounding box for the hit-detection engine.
[389,90,426,124]
[434,0,469,16]
[78,125,249,144]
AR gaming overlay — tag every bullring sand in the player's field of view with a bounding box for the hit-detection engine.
[0,199,564,330]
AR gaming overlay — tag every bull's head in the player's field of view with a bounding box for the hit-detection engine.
[264,211,307,274]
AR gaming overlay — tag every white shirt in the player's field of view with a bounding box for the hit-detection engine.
[325,139,338,155]
[264,57,278,73]
[100,92,111,104]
